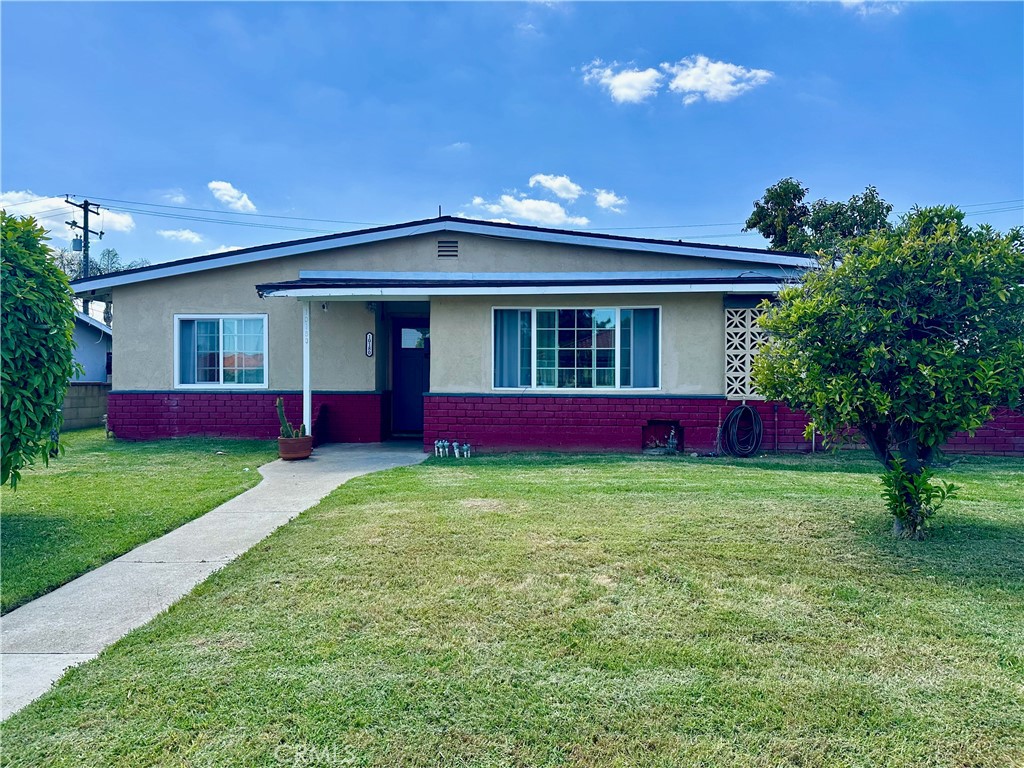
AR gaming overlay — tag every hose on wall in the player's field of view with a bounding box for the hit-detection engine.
[719,404,764,458]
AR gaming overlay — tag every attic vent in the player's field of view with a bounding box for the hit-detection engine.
[437,239,459,258]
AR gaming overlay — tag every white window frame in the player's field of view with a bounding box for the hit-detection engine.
[173,313,269,389]
[491,305,662,392]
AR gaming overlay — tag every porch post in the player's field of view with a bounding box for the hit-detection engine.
[302,301,312,431]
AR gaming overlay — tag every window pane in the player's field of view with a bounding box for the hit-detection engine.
[620,310,632,388]
[401,328,427,349]
[493,310,521,388]
[537,310,556,329]
[537,329,556,348]
[519,311,532,387]
[537,368,556,387]
[537,349,556,367]
[595,369,615,388]
[179,320,197,384]
[196,320,220,383]
[631,308,659,388]
[594,309,615,329]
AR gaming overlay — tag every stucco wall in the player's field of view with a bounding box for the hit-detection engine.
[73,320,111,382]
[430,293,726,395]
[110,232,746,393]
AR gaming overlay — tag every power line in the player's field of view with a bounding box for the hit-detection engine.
[72,194,380,227]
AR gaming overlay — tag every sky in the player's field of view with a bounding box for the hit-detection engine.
[2,1,1022,266]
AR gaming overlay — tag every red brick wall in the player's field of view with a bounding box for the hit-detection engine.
[423,395,1024,457]
[107,392,385,442]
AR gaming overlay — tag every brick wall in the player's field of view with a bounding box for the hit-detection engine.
[61,382,112,430]
[423,394,1024,457]
[107,391,386,442]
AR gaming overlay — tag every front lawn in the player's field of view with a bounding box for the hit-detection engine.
[2,452,1022,766]
[0,429,277,613]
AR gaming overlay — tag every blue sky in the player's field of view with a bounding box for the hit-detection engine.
[2,1,1022,265]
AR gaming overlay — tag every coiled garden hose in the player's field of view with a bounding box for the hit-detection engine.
[719,404,764,458]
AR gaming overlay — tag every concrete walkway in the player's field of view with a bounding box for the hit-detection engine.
[0,442,427,720]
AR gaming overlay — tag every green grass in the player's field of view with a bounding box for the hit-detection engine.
[0,429,277,614]
[2,451,1023,767]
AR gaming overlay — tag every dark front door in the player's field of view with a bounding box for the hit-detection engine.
[392,318,430,434]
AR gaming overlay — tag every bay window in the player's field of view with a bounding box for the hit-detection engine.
[175,314,268,388]
[493,306,659,390]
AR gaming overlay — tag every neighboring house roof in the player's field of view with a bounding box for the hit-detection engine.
[75,311,112,337]
[256,268,797,299]
[70,216,817,298]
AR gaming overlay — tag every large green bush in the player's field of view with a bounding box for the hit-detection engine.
[1,213,81,488]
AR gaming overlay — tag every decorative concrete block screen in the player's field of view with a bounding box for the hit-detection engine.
[724,307,766,400]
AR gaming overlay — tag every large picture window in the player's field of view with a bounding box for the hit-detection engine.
[493,307,659,390]
[175,315,268,388]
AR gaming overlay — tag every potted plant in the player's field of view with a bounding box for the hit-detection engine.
[276,397,312,460]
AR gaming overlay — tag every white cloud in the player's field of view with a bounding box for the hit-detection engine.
[594,189,627,213]
[444,141,471,152]
[472,194,588,227]
[583,59,663,104]
[162,189,187,204]
[660,55,773,105]
[0,191,135,243]
[210,244,243,254]
[528,173,584,201]
[840,0,902,16]
[156,228,203,244]
[208,180,256,212]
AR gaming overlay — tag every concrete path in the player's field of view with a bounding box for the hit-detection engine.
[0,442,427,720]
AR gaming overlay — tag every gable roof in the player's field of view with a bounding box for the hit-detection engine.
[75,311,112,337]
[70,215,817,296]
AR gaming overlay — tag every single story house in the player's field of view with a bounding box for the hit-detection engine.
[72,311,112,383]
[70,216,1023,455]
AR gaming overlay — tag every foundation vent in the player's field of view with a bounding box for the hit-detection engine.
[437,239,459,258]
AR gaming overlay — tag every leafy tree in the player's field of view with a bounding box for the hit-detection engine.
[745,178,894,265]
[743,177,810,251]
[49,246,148,326]
[1,213,82,488]
[753,207,1024,539]
[50,246,148,280]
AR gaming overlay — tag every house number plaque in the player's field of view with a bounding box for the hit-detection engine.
[365,332,374,357]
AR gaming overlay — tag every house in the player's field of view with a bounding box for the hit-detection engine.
[60,311,114,431]
[72,311,112,383]
[69,216,1022,455]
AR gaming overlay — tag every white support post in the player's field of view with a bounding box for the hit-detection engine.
[302,301,312,431]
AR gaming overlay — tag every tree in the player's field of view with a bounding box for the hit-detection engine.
[50,246,149,280]
[743,177,810,251]
[48,246,148,326]
[1,213,82,488]
[745,178,894,265]
[753,207,1024,539]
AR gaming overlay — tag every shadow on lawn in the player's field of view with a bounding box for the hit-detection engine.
[857,514,1024,588]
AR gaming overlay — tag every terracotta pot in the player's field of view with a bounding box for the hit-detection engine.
[278,435,313,461]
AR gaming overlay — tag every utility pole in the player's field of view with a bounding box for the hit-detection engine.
[65,197,103,315]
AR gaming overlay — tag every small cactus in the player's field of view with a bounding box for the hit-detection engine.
[275,397,307,439]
